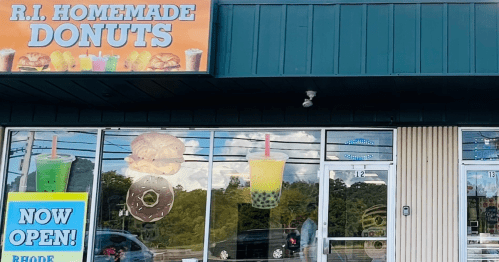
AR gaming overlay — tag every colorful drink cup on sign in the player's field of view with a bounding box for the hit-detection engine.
[35,154,75,192]
[185,48,203,71]
[104,55,120,72]
[247,135,288,209]
[0,49,15,72]
[79,54,93,71]
[92,53,107,72]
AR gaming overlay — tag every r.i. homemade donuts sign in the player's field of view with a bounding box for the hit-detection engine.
[0,0,212,73]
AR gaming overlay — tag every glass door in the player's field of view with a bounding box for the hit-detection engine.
[321,164,394,262]
[462,165,499,262]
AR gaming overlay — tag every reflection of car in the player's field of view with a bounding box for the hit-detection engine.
[210,228,300,260]
[91,230,154,262]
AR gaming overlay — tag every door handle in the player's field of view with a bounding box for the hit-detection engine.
[323,238,329,255]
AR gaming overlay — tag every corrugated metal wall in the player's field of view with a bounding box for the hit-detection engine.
[396,127,458,262]
[216,3,499,77]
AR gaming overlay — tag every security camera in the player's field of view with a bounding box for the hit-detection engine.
[302,91,316,108]
[303,99,313,107]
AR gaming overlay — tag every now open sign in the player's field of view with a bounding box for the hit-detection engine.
[2,193,88,262]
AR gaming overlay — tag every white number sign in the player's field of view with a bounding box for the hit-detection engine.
[489,171,497,178]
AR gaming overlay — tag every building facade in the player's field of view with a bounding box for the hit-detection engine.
[0,1,498,262]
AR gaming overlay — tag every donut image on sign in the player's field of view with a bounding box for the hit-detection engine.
[126,175,174,223]
[125,133,186,176]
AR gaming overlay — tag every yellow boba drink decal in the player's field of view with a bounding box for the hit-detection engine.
[247,134,288,209]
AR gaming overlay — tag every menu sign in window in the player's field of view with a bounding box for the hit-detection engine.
[0,1,212,73]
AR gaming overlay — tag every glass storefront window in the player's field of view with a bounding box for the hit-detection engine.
[0,128,397,262]
[462,131,499,161]
[96,130,210,262]
[209,130,321,261]
[328,240,387,262]
[328,170,388,238]
[0,129,98,262]
[466,169,499,261]
[326,131,393,161]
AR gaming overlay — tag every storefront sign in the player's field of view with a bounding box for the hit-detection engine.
[1,193,88,262]
[0,1,212,73]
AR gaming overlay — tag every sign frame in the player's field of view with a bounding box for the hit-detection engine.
[0,1,216,76]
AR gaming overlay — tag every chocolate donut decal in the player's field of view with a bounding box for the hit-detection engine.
[126,175,174,223]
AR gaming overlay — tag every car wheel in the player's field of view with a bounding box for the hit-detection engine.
[272,248,283,259]
[219,250,230,260]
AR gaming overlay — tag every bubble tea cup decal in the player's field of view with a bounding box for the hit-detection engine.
[35,135,75,192]
[247,134,288,209]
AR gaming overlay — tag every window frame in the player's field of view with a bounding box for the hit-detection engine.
[0,127,396,262]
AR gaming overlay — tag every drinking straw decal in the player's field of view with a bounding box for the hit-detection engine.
[51,135,57,159]
[265,134,270,157]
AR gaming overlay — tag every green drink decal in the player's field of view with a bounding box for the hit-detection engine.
[35,136,75,192]
[104,55,120,72]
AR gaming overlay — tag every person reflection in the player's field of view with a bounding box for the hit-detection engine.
[300,203,318,262]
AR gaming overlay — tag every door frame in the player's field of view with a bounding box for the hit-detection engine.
[319,162,396,262]
[459,164,499,262]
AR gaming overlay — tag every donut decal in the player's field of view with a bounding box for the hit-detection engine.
[125,132,185,222]
[126,175,174,223]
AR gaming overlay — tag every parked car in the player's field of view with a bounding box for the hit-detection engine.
[86,229,154,262]
[210,228,300,260]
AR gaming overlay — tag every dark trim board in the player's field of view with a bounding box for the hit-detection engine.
[0,100,497,127]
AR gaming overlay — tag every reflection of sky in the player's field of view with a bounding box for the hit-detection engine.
[468,171,499,198]
[101,131,210,192]
[330,170,388,187]
[462,131,499,160]
[212,131,321,189]
[326,131,393,161]
[7,130,321,191]
[7,130,98,184]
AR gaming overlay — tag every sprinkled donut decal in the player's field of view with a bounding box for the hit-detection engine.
[125,132,185,222]
[126,175,174,223]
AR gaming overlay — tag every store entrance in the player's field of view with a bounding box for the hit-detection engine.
[321,164,394,262]
[462,165,499,261]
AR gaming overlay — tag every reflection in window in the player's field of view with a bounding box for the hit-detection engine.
[328,240,387,261]
[209,131,320,261]
[467,170,499,260]
[0,130,98,262]
[326,131,393,161]
[463,131,499,160]
[328,170,388,238]
[97,130,209,262]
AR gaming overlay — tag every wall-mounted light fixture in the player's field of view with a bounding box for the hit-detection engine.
[302,91,316,108]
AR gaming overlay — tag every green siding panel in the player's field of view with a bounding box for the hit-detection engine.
[448,4,471,73]
[339,5,363,75]
[394,4,417,73]
[421,4,444,73]
[284,5,309,75]
[475,4,498,73]
[311,5,335,75]
[229,5,255,75]
[216,5,231,76]
[257,5,283,75]
[366,4,389,74]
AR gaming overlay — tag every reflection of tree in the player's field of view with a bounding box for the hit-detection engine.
[210,176,319,243]
[99,171,207,250]
[99,171,132,229]
[328,179,387,237]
